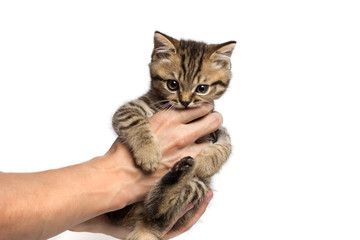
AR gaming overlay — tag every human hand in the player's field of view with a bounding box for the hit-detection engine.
[90,103,222,207]
[71,191,213,239]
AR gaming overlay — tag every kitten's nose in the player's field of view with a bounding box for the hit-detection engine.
[180,101,190,108]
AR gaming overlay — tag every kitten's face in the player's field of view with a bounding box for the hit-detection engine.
[149,32,236,109]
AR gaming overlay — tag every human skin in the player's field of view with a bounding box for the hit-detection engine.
[0,103,222,240]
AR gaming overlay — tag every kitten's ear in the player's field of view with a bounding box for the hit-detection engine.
[152,31,177,61]
[209,41,236,69]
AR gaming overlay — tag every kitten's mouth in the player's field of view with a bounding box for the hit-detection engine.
[174,105,196,109]
[171,101,203,109]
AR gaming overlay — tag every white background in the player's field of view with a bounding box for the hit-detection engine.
[1,0,359,239]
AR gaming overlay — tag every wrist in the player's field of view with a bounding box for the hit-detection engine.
[84,139,174,214]
[84,142,146,211]
[79,157,129,214]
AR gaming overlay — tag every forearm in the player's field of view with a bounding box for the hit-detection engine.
[0,148,134,240]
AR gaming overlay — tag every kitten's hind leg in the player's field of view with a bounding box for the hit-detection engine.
[144,157,210,230]
[127,220,162,240]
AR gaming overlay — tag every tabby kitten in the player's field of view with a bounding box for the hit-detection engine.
[109,31,235,240]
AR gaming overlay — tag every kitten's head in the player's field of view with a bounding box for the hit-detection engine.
[149,31,236,109]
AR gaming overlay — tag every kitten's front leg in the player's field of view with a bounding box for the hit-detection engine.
[113,103,161,172]
[194,126,232,178]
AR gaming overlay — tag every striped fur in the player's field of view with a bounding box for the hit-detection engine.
[109,32,236,240]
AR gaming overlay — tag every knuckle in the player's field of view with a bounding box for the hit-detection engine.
[167,112,179,124]
[208,113,222,128]
[174,132,188,147]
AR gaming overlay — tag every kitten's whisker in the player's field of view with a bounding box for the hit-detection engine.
[151,100,172,111]
[165,104,176,117]
[158,102,171,111]
[158,103,176,123]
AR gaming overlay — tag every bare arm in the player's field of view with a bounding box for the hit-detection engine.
[0,104,222,240]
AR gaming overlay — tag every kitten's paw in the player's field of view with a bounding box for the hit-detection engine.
[172,156,194,173]
[134,144,161,173]
[160,156,194,185]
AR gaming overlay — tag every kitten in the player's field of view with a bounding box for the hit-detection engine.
[108,31,235,240]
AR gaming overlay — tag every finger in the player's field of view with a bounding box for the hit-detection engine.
[162,203,195,236]
[164,191,213,239]
[186,112,223,143]
[178,103,214,124]
[70,214,132,239]
[186,142,210,159]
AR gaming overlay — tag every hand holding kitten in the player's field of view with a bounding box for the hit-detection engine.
[71,105,221,239]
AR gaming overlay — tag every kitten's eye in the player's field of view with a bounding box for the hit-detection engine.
[196,84,209,94]
[167,80,179,91]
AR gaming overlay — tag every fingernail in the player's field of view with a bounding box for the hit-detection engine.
[204,191,213,203]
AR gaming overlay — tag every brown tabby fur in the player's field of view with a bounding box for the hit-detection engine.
[108,32,236,240]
